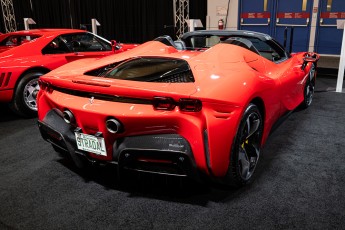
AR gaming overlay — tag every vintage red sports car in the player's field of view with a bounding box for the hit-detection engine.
[0,29,137,117]
[37,30,319,186]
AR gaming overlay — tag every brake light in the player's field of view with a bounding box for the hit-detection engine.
[179,98,202,112]
[38,79,53,93]
[152,97,176,111]
[38,79,46,90]
[152,97,202,112]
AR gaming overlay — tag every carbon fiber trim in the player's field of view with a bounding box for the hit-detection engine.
[114,134,199,178]
[203,129,212,176]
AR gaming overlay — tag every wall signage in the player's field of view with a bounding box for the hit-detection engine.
[241,12,270,19]
[321,12,345,19]
[276,12,310,19]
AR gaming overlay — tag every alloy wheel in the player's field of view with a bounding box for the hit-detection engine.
[23,78,40,111]
[305,65,315,106]
[237,111,262,181]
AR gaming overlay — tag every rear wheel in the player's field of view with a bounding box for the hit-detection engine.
[301,64,316,109]
[10,71,46,117]
[224,103,263,187]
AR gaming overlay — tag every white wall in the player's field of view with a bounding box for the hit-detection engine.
[207,0,239,30]
[308,0,320,52]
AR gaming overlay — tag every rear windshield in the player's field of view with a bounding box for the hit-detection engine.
[0,35,41,46]
[103,57,194,82]
[183,35,229,49]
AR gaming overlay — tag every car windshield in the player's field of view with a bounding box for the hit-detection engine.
[182,34,288,62]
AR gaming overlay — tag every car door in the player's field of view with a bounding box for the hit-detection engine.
[255,38,304,112]
[41,32,113,68]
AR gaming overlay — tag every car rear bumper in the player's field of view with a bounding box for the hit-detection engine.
[38,108,201,180]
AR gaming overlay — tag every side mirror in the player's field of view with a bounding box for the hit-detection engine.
[272,52,280,61]
[301,52,319,70]
[111,40,119,53]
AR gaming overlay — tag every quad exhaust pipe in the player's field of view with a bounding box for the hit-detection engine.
[106,118,122,133]
[62,110,122,133]
[63,110,75,124]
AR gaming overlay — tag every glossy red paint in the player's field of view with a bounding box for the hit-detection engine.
[0,29,137,116]
[37,36,318,182]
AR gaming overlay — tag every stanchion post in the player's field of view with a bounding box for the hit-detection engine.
[186,19,203,32]
[91,19,100,35]
[336,20,345,93]
[23,18,36,30]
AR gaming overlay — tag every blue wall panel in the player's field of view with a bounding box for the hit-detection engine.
[316,0,345,54]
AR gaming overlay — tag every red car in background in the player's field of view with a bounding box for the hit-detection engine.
[37,30,319,186]
[0,29,137,117]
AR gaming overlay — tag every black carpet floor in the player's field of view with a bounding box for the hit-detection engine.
[0,74,345,229]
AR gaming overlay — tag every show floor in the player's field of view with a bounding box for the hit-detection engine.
[0,71,344,229]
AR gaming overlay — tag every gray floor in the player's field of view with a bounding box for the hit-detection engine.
[0,71,345,229]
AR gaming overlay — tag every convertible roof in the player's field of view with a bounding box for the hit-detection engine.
[181,30,272,41]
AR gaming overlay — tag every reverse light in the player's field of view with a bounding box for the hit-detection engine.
[179,98,202,112]
[152,97,176,111]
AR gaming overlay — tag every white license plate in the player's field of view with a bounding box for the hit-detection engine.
[75,132,107,156]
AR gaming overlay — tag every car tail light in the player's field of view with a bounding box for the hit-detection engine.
[152,97,176,111]
[152,97,202,112]
[38,79,53,93]
[179,98,202,112]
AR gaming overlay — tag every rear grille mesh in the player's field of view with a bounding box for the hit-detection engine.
[153,72,194,83]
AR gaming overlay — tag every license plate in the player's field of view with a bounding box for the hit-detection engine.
[75,132,107,156]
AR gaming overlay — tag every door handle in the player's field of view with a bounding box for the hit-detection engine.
[240,18,270,26]
[276,18,310,27]
[319,18,337,27]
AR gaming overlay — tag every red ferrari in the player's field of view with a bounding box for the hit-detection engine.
[37,30,319,186]
[0,29,137,117]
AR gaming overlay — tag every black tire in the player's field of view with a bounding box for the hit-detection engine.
[224,103,263,187]
[300,64,316,109]
[10,71,46,117]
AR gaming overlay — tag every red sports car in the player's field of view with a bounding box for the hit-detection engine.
[37,30,319,186]
[0,29,137,117]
